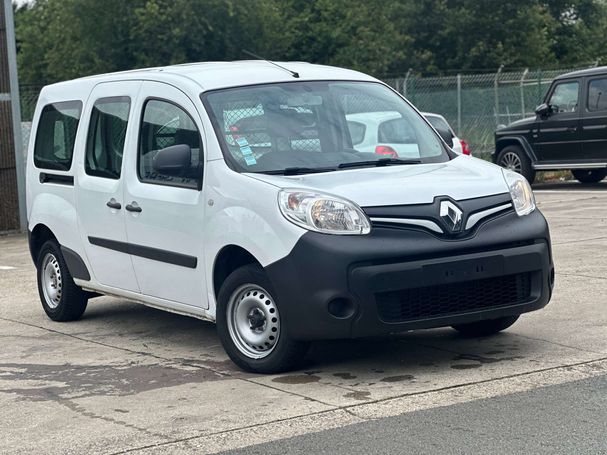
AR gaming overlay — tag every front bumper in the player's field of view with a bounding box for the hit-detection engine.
[264,209,554,341]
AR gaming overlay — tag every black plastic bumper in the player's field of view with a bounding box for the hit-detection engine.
[264,209,554,341]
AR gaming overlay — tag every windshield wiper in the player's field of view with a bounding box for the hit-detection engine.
[260,166,337,176]
[338,158,421,169]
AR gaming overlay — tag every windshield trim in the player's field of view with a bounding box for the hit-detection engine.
[200,80,452,175]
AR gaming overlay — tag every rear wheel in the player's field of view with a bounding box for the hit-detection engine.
[216,264,309,373]
[497,146,535,184]
[571,168,607,184]
[36,240,88,321]
[452,315,519,337]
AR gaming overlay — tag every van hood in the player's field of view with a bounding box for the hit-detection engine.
[245,156,510,207]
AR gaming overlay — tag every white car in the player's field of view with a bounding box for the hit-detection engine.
[346,111,420,158]
[26,61,553,373]
[422,112,471,155]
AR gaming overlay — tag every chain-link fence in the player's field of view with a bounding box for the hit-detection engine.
[385,65,591,159]
[20,65,593,161]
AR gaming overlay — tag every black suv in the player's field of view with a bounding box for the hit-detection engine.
[494,67,607,184]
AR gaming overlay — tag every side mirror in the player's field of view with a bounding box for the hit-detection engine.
[152,144,191,176]
[435,126,454,147]
[535,103,552,117]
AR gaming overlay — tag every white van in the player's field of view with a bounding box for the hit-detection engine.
[26,61,554,373]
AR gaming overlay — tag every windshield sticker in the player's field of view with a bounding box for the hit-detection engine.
[244,155,257,166]
[240,145,253,156]
[235,137,249,147]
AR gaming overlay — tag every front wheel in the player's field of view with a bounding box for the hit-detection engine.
[452,315,520,337]
[36,240,88,321]
[571,168,607,184]
[216,264,309,373]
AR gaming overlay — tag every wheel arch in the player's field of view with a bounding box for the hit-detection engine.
[213,245,262,300]
[29,223,58,263]
[495,136,537,163]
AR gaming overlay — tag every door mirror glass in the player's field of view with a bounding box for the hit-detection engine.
[152,144,192,176]
[434,126,454,147]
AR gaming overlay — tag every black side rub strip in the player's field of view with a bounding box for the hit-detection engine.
[39,173,74,185]
[88,237,197,269]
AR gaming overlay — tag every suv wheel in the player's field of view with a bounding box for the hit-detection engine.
[571,168,607,184]
[497,146,535,184]
[216,264,309,373]
[36,240,88,321]
[452,315,519,337]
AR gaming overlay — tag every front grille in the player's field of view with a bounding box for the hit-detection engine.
[376,273,533,323]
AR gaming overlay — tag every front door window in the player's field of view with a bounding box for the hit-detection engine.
[548,82,579,113]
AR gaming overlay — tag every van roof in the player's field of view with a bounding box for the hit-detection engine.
[43,60,377,93]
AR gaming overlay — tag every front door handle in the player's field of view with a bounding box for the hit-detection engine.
[106,198,122,210]
[125,202,142,213]
[567,126,577,133]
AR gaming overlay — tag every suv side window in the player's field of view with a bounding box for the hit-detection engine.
[548,81,579,113]
[138,99,202,189]
[34,101,82,170]
[587,78,607,112]
[85,97,130,179]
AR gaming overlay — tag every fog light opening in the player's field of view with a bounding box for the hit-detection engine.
[327,298,356,319]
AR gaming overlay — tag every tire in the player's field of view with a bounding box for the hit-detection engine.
[452,315,519,337]
[216,264,309,373]
[36,240,88,321]
[497,146,535,184]
[571,168,607,184]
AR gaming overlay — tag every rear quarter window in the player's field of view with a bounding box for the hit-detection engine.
[378,117,416,144]
[346,120,366,145]
[34,101,82,170]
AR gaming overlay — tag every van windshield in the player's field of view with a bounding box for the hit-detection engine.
[202,81,449,175]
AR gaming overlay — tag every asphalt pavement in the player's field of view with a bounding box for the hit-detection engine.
[0,180,606,454]
[223,374,607,455]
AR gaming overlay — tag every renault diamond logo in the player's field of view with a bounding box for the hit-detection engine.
[439,200,463,233]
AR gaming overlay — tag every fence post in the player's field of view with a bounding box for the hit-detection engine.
[403,68,412,98]
[456,73,461,134]
[520,68,529,118]
[409,74,416,104]
[537,69,542,105]
[494,64,504,126]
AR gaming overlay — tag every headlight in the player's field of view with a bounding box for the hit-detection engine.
[278,190,371,235]
[502,169,536,216]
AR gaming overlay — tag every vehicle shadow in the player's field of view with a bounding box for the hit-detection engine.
[82,298,535,377]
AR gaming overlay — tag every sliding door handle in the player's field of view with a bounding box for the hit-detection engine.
[125,202,142,213]
[106,199,122,210]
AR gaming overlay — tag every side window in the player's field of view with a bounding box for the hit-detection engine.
[548,81,579,113]
[34,101,82,170]
[378,117,416,144]
[85,97,130,179]
[587,78,607,112]
[138,99,202,189]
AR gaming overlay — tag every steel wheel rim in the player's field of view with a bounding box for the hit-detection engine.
[501,151,522,173]
[41,253,62,309]
[226,284,280,359]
